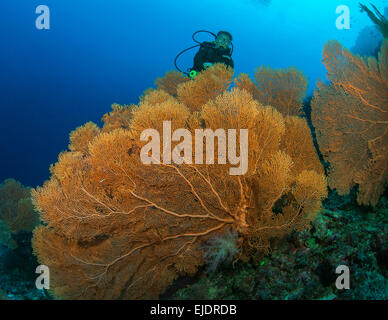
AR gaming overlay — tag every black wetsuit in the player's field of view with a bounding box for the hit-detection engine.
[191,41,234,73]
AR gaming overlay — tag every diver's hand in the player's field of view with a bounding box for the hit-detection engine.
[203,62,213,69]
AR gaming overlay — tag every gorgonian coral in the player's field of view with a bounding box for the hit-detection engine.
[32,65,326,299]
[0,179,39,234]
[176,64,234,112]
[69,122,100,154]
[235,66,308,117]
[154,70,189,97]
[360,3,388,38]
[0,220,17,249]
[311,40,388,206]
[101,103,135,134]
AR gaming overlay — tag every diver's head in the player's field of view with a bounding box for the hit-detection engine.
[215,31,232,49]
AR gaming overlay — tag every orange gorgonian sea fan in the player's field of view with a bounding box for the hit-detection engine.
[32,66,326,300]
[154,70,189,97]
[235,65,308,117]
[311,40,388,206]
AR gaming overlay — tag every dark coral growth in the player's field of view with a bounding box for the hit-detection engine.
[0,179,39,237]
[0,179,45,300]
[170,193,388,300]
[360,3,388,38]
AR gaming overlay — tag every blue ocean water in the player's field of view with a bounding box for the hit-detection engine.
[0,0,386,187]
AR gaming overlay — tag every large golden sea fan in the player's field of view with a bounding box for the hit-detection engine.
[311,40,388,206]
[32,68,326,299]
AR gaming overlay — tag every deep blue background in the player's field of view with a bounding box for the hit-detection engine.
[0,0,385,187]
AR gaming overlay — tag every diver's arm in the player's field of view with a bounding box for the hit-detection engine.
[222,54,234,69]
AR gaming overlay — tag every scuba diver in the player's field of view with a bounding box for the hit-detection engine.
[191,31,234,74]
[175,30,234,79]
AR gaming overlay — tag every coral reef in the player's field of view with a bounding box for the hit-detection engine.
[0,230,45,300]
[201,228,239,273]
[32,65,326,299]
[0,220,17,249]
[0,179,44,300]
[0,179,39,235]
[176,64,234,112]
[170,193,388,300]
[154,70,189,97]
[101,103,135,134]
[235,66,308,117]
[311,40,388,206]
[69,122,100,154]
[0,288,8,300]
